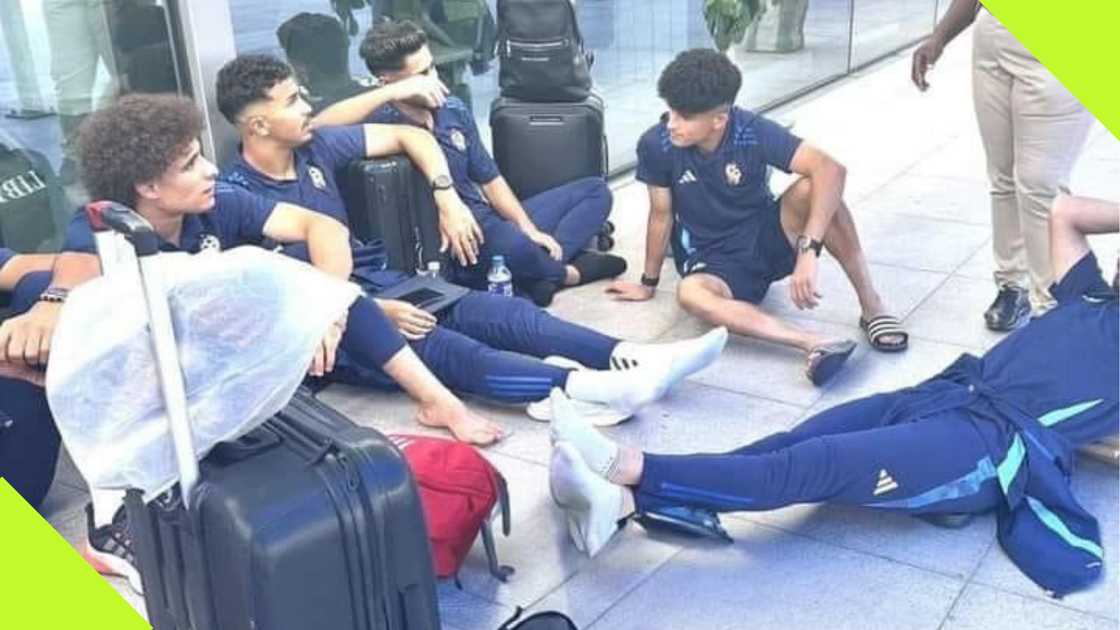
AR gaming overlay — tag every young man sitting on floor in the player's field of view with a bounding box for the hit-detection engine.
[606,49,909,386]
[313,19,626,306]
[0,249,74,511]
[550,193,1119,597]
[216,54,728,434]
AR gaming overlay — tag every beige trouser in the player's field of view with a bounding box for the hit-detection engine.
[971,10,1093,312]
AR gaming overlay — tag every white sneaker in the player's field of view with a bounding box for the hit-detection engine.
[527,357,632,426]
[550,441,625,557]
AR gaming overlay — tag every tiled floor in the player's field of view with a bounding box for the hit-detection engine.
[40,36,1120,629]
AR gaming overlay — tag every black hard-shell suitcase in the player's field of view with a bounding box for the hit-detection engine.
[489,95,614,250]
[489,94,607,201]
[85,202,441,630]
[342,155,445,274]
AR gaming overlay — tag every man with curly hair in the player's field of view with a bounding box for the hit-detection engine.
[608,49,909,386]
[60,92,527,593]
[216,54,728,430]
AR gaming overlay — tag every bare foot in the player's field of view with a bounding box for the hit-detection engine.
[416,398,505,446]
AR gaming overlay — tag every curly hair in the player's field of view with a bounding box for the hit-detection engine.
[359,19,427,76]
[215,54,294,123]
[657,49,741,115]
[77,94,201,208]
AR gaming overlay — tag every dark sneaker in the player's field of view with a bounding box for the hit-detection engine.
[81,503,142,594]
[983,286,1030,332]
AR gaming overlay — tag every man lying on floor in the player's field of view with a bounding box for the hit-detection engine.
[550,194,1119,597]
[215,55,727,436]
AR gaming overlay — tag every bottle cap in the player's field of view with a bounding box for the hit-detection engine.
[492,255,505,266]
[427,261,440,273]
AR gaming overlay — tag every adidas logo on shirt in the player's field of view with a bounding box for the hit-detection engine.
[873,469,898,496]
[677,169,698,185]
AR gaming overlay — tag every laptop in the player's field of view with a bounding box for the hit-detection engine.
[375,273,470,315]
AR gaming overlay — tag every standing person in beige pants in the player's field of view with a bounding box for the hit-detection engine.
[912,0,1094,330]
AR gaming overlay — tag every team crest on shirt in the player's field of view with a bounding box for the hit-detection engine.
[308,166,327,190]
[449,128,468,152]
[724,162,743,187]
[198,234,222,253]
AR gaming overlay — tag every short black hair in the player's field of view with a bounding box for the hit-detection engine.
[657,49,741,115]
[277,13,350,79]
[215,54,294,123]
[359,19,427,76]
[78,94,202,208]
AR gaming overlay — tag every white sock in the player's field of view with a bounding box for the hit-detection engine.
[90,488,126,527]
[564,359,672,414]
[611,327,728,387]
[549,389,619,478]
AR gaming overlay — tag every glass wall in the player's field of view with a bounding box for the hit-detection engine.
[220,0,937,174]
[0,0,184,253]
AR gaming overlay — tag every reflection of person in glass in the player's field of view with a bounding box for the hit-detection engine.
[277,13,371,115]
[43,0,120,182]
[912,0,1094,330]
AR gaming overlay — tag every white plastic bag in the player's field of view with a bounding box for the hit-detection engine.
[46,246,361,499]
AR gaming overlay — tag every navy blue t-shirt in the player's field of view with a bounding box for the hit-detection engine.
[62,185,276,254]
[367,97,499,215]
[222,125,366,225]
[220,126,390,275]
[979,252,1118,445]
[0,247,13,272]
[636,107,802,255]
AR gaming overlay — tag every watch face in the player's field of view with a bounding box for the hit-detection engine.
[432,174,453,189]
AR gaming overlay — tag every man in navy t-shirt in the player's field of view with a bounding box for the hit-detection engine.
[59,92,526,594]
[551,194,1118,598]
[608,49,910,386]
[215,54,728,430]
[0,248,61,513]
[314,19,626,306]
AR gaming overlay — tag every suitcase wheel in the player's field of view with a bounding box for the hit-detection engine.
[596,234,615,251]
[601,220,615,236]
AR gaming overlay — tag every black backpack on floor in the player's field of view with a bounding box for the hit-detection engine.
[496,0,592,102]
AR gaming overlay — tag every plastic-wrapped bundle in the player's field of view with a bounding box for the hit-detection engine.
[46,246,361,499]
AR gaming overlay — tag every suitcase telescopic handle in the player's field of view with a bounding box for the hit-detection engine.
[84,200,202,506]
[85,201,161,256]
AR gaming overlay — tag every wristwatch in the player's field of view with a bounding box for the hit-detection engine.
[430,174,454,191]
[640,273,660,288]
[37,287,69,304]
[795,234,823,258]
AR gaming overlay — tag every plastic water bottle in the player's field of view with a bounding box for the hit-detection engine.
[487,255,513,297]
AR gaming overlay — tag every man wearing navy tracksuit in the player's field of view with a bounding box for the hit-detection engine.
[215,55,726,431]
[0,249,60,510]
[313,18,626,305]
[550,194,1119,596]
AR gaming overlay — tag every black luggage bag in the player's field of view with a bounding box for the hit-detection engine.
[489,94,607,201]
[85,201,441,630]
[342,155,445,274]
[489,96,613,249]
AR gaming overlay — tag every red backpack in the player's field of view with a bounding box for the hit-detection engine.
[389,434,514,581]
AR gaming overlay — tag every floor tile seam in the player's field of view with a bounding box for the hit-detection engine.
[861,208,992,228]
[581,546,690,630]
[846,133,968,205]
[937,537,999,630]
[730,517,977,583]
[677,377,818,411]
[964,578,1120,623]
[893,258,962,326]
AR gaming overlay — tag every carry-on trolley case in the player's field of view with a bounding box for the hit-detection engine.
[342,155,445,274]
[489,96,614,250]
[84,201,441,630]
